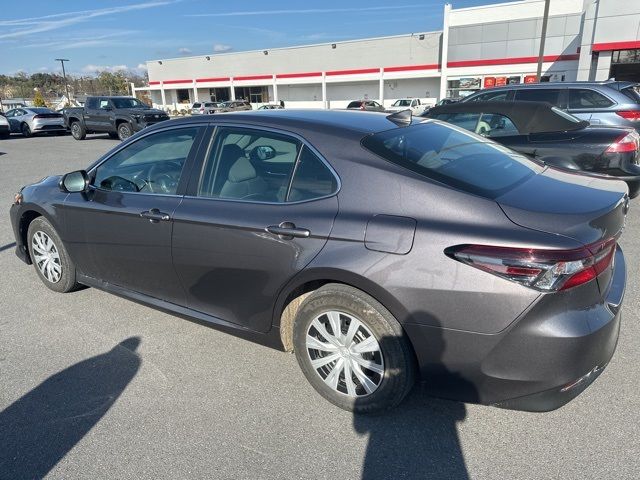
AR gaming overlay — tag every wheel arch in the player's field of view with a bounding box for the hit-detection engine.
[274,267,411,353]
[17,206,64,264]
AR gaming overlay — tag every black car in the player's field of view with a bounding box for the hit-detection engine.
[10,110,627,413]
[424,101,640,197]
[64,96,170,141]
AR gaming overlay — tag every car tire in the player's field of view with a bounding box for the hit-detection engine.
[117,122,132,141]
[293,283,416,413]
[108,132,119,139]
[21,123,32,138]
[71,121,86,140]
[27,217,80,293]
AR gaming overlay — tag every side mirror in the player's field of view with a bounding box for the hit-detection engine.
[60,170,90,193]
[251,145,276,161]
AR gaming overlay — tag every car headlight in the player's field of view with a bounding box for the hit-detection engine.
[132,114,142,121]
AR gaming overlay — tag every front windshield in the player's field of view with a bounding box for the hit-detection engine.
[393,99,412,107]
[111,98,148,109]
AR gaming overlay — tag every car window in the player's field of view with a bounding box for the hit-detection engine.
[93,127,200,195]
[621,86,640,104]
[99,99,110,109]
[288,146,338,202]
[347,101,362,109]
[362,121,541,199]
[514,88,562,105]
[198,127,301,202]
[479,113,520,137]
[433,112,482,132]
[468,90,509,102]
[86,98,97,109]
[568,89,614,109]
[5,110,16,117]
[193,103,201,108]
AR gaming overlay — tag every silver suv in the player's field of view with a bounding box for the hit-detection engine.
[212,100,252,113]
[191,102,223,115]
[462,81,640,130]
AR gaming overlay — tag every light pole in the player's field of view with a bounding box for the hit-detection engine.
[55,58,71,105]
[536,0,551,82]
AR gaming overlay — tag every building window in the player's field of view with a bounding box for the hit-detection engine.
[234,86,268,104]
[176,89,191,103]
[209,88,231,102]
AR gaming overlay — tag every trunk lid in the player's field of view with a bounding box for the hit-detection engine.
[496,167,629,246]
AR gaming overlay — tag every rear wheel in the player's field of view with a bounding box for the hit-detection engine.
[117,122,132,141]
[21,123,32,138]
[27,217,79,293]
[293,284,415,413]
[71,121,86,140]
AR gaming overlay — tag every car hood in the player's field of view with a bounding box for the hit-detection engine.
[496,167,629,245]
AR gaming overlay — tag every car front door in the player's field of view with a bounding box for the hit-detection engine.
[93,98,115,131]
[171,125,339,332]
[63,125,206,304]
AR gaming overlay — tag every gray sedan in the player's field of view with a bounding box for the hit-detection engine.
[5,107,66,137]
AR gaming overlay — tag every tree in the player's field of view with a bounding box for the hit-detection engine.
[33,90,46,107]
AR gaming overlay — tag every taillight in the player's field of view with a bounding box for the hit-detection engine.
[606,130,640,153]
[33,114,42,119]
[445,238,616,292]
[616,110,640,121]
[199,107,204,113]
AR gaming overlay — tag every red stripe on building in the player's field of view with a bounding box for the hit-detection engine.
[326,67,380,76]
[592,40,640,52]
[276,71,322,79]
[162,79,192,84]
[384,64,440,72]
[234,74,273,81]
[195,77,230,83]
[447,54,579,68]
[149,81,161,85]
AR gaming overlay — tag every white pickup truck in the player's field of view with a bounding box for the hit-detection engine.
[386,98,429,115]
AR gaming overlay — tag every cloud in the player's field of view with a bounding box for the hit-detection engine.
[185,5,426,18]
[0,1,176,40]
[82,64,129,74]
[178,47,192,55]
[136,63,148,71]
[213,44,232,52]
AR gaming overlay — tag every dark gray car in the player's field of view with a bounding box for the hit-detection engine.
[10,110,628,414]
[462,80,640,130]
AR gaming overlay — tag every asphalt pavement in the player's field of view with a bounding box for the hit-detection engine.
[0,133,638,479]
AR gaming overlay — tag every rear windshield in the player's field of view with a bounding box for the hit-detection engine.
[193,103,201,108]
[29,108,53,114]
[361,121,542,199]
[347,101,362,108]
[621,86,640,104]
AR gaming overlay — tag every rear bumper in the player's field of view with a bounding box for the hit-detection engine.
[405,246,626,412]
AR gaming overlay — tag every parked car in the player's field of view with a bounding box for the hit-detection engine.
[10,110,628,414]
[435,98,459,106]
[346,100,386,112]
[64,96,170,141]
[191,101,223,115]
[210,100,252,113]
[4,107,66,137]
[387,98,428,115]
[424,101,640,197]
[258,104,284,110]
[0,112,9,139]
[461,80,640,131]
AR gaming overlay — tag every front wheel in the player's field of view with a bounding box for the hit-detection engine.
[27,217,80,293]
[71,121,86,140]
[117,122,132,141]
[293,284,416,413]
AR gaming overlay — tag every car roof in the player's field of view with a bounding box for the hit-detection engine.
[155,109,409,135]
[472,80,637,90]
[427,101,589,134]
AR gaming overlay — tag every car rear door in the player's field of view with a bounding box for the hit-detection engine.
[63,124,206,304]
[171,124,339,332]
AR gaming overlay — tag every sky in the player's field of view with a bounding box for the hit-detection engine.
[0,0,513,76]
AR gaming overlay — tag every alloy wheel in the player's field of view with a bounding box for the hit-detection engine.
[305,311,384,397]
[31,231,62,283]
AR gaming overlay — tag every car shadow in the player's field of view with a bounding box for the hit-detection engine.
[353,318,474,479]
[0,337,141,479]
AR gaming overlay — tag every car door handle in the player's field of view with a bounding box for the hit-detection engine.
[266,222,310,239]
[140,208,171,223]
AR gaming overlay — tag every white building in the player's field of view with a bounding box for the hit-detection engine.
[136,0,640,111]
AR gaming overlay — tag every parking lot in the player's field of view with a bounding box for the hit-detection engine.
[0,133,639,479]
